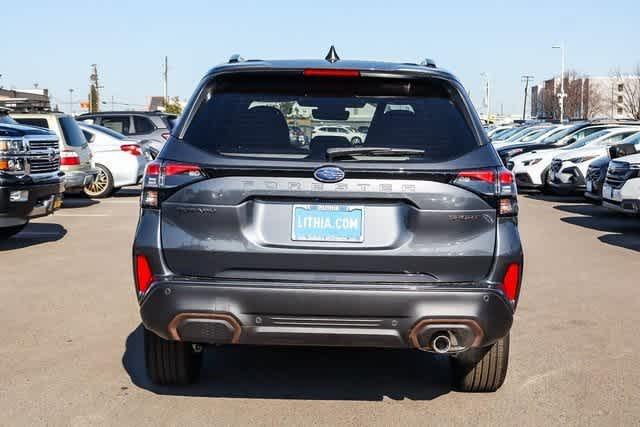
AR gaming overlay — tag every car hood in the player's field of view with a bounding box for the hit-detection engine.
[553,146,606,161]
[511,147,559,162]
[615,152,640,164]
[0,123,55,137]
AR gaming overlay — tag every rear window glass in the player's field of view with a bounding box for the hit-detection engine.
[182,75,480,163]
[59,116,87,147]
[15,118,50,128]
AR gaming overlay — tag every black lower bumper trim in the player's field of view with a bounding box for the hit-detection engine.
[140,280,514,349]
[0,179,64,225]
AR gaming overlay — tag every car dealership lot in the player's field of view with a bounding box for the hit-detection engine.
[0,192,639,425]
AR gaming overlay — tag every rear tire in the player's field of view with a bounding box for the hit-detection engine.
[0,223,27,239]
[351,136,362,145]
[452,334,509,392]
[144,327,203,385]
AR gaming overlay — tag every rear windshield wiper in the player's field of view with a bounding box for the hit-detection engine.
[326,147,425,161]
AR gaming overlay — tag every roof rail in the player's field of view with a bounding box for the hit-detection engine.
[420,58,437,68]
[228,54,245,64]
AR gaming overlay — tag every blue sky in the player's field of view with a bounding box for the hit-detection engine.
[3,0,639,115]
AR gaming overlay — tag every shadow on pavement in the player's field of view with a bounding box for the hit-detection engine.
[522,192,586,204]
[114,187,141,198]
[0,222,67,251]
[554,203,640,252]
[122,324,452,401]
[61,194,100,209]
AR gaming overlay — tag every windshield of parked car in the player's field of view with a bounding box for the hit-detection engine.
[492,127,522,140]
[84,123,127,140]
[59,116,88,147]
[520,128,549,142]
[560,129,611,150]
[182,75,480,163]
[543,124,585,143]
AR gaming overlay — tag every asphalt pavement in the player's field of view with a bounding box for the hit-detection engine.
[1,190,639,426]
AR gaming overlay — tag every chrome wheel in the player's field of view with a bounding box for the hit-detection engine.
[84,165,113,198]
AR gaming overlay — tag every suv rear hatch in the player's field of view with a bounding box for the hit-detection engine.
[149,70,511,284]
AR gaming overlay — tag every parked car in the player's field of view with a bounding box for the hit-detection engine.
[584,133,640,202]
[497,121,600,165]
[508,126,629,190]
[78,123,148,198]
[76,111,176,152]
[0,118,64,238]
[133,56,523,392]
[492,125,567,152]
[311,125,366,144]
[12,113,97,193]
[601,153,640,215]
[547,128,640,193]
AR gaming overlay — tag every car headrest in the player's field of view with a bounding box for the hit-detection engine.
[230,106,290,149]
[309,136,351,159]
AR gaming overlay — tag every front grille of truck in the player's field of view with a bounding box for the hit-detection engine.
[28,154,60,174]
[605,161,635,189]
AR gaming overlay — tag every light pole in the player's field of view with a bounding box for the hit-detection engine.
[521,75,534,121]
[68,89,74,115]
[481,72,491,123]
[552,43,566,122]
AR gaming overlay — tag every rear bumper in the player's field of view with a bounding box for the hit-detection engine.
[140,280,514,350]
[63,169,98,192]
[0,179,64,227]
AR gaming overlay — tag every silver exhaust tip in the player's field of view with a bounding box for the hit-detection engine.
[432,333,452,354]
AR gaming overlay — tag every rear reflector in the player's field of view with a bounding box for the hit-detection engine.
[501,263,521,304]
[135,254,153,295]
[303,69,360,78]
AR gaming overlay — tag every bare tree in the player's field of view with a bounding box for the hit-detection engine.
[584,79,606,119]
[615,65,640,119]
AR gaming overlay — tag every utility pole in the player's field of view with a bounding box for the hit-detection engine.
[162,56,168,108]
[521,75,534,120]
[89,64,103,113]
[552,43,566,122]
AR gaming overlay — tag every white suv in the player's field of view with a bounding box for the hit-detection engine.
[311,125,366,145]
[547,128,640,193]
[602,152,640,215]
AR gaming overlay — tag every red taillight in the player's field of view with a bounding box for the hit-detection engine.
[501,263,521,304]
[120,144,142,156]
[499,169,514,185]
[145,161,160,177]
[161,132,170,141]
[164,162,202,177]
[456,170,496,184]
[60,150,80,166]
[135,254,153,295]
[303,68,361,78]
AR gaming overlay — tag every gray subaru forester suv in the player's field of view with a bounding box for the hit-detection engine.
[133,54,524,392]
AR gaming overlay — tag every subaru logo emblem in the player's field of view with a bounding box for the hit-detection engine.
[314,166,345,183]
